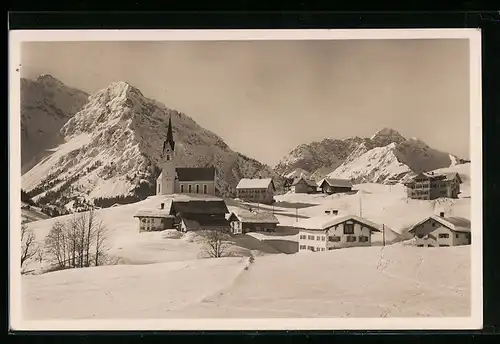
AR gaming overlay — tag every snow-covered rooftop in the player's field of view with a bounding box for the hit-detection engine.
[236,178,273,189]
[409,215,471,233]
[294,214,382,232]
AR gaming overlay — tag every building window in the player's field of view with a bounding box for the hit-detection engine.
[203,184,207,194]
[158,184,161,194]
[417,244,424,247]
[328,236,341,242]
[456,233,460,239]
[300,235,306,239]
[344,223,354,235]
[440,244,450,247]
[196,184,200,193]
[346,235,357,242]
[316,236,321,241]
[307,246,314,251]
[180,185,184,193]
[359,236,369,242]
[188,184,192,193]
[308,235,315,240]
[166,154,170,161]
[321,236,325,241]
[439,233,449,239]
[299,245,306,250]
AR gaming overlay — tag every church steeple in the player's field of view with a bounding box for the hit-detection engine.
[163,115,175,152]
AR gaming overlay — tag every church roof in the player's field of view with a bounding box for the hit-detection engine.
[171,199,229,215]
[175,167,216,182]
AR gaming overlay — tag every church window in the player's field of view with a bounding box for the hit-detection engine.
[203,185,207,194]
[196,184,200,193]
[188,184,192,193]
[180,185,184,193]
[158,184,161,194]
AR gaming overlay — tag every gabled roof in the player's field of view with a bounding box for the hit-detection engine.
[406,172,462,184]
[408,215,471,233]
[291,177,317,187]
[294,214,381,232]
[170,199,229,215]
[320,178,353,188]
[236,178,274,190]
[134,209,174,218]
[229,210,279,224]
[175,167,216,182]
[181,217,230,230]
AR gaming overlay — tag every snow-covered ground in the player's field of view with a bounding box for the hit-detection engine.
[20,163,472,322]
[22,244,470,319]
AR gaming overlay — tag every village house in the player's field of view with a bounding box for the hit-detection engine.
[404,172,462,200]
[133,202,174,232]
[318,178,353,195]
[156,115,218,196]
[228,209,279,234]
[236,177,275,204]
[169,199,230,232]
[408,212,471,247]
[290,176,317,194]
[294,213,381,252]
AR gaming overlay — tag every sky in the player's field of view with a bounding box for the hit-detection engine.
[21,39,470,166]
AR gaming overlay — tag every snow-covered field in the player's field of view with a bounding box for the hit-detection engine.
[22,244,470,319]
[19,163,472,321]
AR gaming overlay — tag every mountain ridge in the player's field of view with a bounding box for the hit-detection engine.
[276,128,464,184]
[22,79,283,211]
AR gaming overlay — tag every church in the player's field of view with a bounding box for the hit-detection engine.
[156,115,218,196]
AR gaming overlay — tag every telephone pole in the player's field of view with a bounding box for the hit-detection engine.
[382,224,386,247]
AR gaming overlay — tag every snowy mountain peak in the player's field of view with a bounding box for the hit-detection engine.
[370,127,406,144]
[36,74,65,86]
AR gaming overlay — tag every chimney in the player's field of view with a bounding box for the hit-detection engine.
[439,212,445,217]
[259,176,262,179]
[160,203,165,210]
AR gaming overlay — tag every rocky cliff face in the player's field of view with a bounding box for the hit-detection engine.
[22,81,282,210]
[21,75,90,172]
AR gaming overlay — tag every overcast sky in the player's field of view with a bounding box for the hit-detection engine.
[21,39,470,166]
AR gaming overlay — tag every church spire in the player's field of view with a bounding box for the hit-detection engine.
[163,115,175,152]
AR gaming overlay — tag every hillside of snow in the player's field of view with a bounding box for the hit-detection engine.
[21,75,90,173]
[284,168,311,179]
[21,80,283,210]
[22,244,470,320]
[275,128,464,184]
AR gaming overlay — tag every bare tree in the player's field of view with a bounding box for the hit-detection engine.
[21,222,38,271]
[200,229,230,258]
[44,209,110,269]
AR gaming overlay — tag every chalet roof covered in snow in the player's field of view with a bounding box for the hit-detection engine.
[405,172,462,184]
[291,177,317,187]
[181,216,230,230]
[409,215,471,233]
[170,200,229,215]
[320,178,353,188]
[236,178,274,190]
[175,167,216,182]
[294,214,381,232]
[229,209,279,224]
[134,209,174,218]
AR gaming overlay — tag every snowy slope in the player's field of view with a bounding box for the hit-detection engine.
[22,244,470,319]
[284,168,311,179]
[21,75,89,172]
[22,81,282,209]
